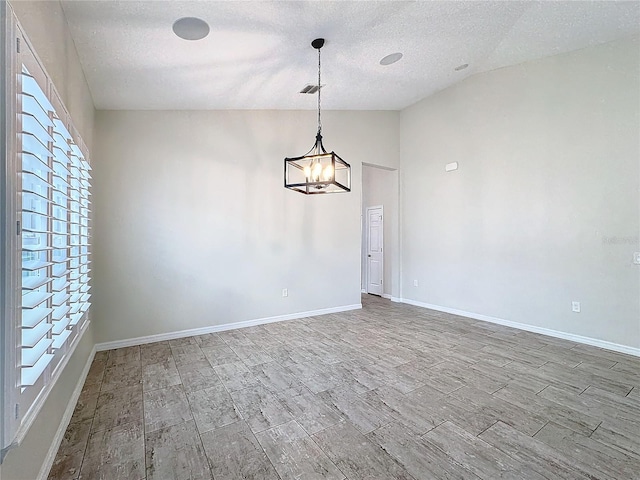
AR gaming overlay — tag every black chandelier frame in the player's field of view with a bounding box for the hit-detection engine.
[284,38,351,195]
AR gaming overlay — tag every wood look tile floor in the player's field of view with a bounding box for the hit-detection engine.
[49,295,640,480]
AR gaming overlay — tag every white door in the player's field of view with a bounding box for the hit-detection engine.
[366,206,384,296]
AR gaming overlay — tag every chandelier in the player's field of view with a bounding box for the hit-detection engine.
[284,38,351,194]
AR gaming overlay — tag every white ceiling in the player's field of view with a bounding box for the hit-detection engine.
[59,0,640,111]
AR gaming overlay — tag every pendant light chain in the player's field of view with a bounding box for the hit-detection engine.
[317,45,322,135]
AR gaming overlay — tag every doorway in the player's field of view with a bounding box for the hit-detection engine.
[361,164,399,300]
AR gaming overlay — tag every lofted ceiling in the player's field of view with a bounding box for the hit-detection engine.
[59,0,640,111]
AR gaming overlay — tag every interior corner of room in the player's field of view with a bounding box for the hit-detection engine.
[1,0,639,479]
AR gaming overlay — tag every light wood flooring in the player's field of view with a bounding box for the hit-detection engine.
[49,295,640,479]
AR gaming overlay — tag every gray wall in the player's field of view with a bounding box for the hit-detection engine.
[2,2,639,477]
[3,2,95,479]
[400,37,640,349]
[92,109,399,343]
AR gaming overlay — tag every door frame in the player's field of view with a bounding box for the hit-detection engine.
[365,205,384,295]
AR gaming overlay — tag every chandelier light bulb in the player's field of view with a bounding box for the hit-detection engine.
[303,165,311,179]
[323,164,334,181]
[313,162,323,179]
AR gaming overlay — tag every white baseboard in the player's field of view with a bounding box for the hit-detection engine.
[363,292,397,301]
[37,343,97,480]
[381,294,403,302]
[96,304,362,351]
[361,289,366,294]
[400,298,640,358]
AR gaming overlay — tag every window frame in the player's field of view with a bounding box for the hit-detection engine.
[1,2,92,457]
[1,0,20,457]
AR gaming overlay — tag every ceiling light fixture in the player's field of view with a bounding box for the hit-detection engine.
[172,17,210,41]
[380,52,403,66]
[284,38,351,195]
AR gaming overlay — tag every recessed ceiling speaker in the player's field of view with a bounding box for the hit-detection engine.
[172,17,210,41]
[380,52,403,66]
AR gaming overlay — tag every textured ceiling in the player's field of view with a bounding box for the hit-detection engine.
[59,0,640,111]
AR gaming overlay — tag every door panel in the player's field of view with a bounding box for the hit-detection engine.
[366,206,383,296]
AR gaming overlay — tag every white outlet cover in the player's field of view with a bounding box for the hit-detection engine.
[413,280,419,287]
[445,162,458,172]
[634,252,640,264]
[572,301,580,313]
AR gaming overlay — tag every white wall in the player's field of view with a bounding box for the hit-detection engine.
[362,165,399,298]
[93,109,398,343]
[2,2,96,479]
[400,37,640,350]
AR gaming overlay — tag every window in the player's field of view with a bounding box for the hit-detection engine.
[1,4,92,455]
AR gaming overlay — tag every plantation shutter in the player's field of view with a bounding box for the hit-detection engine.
[19,63,92,388]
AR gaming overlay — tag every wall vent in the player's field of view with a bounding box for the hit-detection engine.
[299,84,324,94]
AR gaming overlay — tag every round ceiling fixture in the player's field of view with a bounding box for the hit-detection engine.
[454,63,469,71]
[172,17,210,41]
[380,52,403,66]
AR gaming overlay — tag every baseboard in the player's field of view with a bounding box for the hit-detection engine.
[96,303,363,351]
[364,292,399,301]
[400,298,640,358]
[381,294,402,303]
[37,343,97,480]
[361,289,366,294]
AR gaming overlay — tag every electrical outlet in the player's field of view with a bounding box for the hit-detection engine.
[413,280,419,287]
[445,162,458,172]
[634,252,640,265]
[282,288,288,297]
[572,301,580,313]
